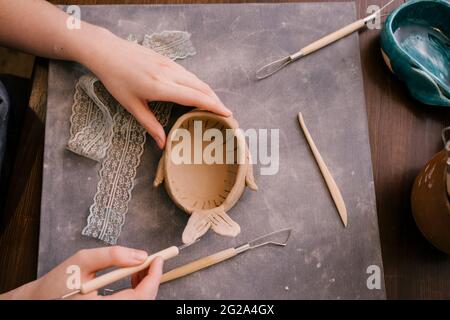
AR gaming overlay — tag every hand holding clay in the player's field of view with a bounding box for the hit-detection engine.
[81,30,232,149]
[0,0,231,149]
[0,246,163,300]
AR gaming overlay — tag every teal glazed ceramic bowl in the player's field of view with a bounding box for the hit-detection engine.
[381,0,450,106]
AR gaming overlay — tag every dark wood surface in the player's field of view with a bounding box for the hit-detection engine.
[0,58,47,292]
[0,0,449,299]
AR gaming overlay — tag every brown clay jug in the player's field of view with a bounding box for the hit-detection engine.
[411,127,450,255]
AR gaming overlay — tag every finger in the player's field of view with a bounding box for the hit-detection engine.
[74,246,148,273]
[179,71,226,109]
[71,291,99,300]
[156,82,232,117]
[127,98,166,148]
[133,257,164,300]
[172,70,216,97]
[175,73,228,112]
[172,72,227,111]
[101,288,137,300]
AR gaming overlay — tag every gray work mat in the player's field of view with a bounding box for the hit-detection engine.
[39,3,385,299]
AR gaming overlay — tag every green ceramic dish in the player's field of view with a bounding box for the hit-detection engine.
[381,0,450,106]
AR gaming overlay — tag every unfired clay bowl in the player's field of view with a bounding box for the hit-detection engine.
[154,110,257,243]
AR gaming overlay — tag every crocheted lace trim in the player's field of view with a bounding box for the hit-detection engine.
[67,31,195,244]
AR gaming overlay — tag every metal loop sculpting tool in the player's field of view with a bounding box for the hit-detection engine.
[60,240,199,299]
[161,228,292,284]
[255,0,397,80]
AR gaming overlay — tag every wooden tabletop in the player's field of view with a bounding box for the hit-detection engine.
[0,0,449,299]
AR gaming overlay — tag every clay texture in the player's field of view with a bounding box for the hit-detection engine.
[154,111,257,243]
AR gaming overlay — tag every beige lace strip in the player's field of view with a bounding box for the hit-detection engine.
[67,31,196,244]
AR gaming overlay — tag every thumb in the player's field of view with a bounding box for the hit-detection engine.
[73,246,148,274]
[127,99,166,149]
[133,257,164,299]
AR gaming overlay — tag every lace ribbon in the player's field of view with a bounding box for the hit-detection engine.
[68,31,196,244]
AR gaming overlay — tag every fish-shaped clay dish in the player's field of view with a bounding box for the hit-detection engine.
[154,110,257,243]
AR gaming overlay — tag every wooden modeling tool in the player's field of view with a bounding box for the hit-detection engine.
[298,113,348,227]
[255,0,397,79]
[161,228,292,284]
[60,240,199,299]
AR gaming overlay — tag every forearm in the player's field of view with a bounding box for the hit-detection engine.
[0,0,230,148]
[0,0,111,65]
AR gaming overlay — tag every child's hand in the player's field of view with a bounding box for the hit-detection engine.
[81,29,232,148]
[0,246,163,300]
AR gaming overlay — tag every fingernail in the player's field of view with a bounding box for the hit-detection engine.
[155,135,165,149]
[223,106,232,117]
[133,250,148,261]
